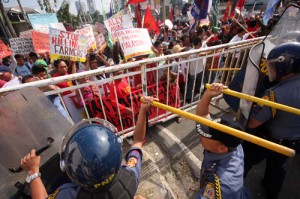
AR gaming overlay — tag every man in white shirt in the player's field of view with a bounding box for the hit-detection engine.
[229,27,250,43]
[186,37,205,103]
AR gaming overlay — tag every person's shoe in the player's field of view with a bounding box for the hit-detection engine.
[125,136,134,145]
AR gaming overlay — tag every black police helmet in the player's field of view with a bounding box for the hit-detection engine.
[267,42,300,82]
[60,119,122,188]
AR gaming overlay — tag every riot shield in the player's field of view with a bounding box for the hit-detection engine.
[235,4,300,128]
[0,87,72,198]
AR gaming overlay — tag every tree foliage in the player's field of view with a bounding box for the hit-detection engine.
[37,0,58,13]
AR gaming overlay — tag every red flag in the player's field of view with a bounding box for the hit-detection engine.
[143,7,160,35]
[135,5,142,28]
[237,0,246,9]
[127,0,146,4]
[223,0,231,21]
[169,4,173,21]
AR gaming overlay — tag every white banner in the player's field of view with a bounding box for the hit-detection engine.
[9,37,34,54]
[104,14,134,42]
[49,28,89,62]
[116,28,152,60]
[75,25,97,50]
[95,33,106,52]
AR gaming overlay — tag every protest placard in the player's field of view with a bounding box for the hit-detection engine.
[95,33,106,52]
[0,40,12,59]
[104,14,134,42]
[28,13,59,33]
[49,28,89,62]
[32,31,50,54]
[9,37,34,55]
[75,25,97,50]
[116,28,152,60]
[20,29,34,38]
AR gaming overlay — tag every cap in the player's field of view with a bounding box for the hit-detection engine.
[0,65,10,75]
[162,41,170,47]
[172,45,185,53]
[35,59,47,67]
[196,117,242,148]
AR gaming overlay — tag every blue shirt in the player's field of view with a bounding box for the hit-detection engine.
[197,145,246,199]
[48,147,143,199]
[251,74,300,139]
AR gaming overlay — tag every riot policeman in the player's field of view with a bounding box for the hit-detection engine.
[244,42,300,199]
[196,83,248,199]
[20,96,158,199]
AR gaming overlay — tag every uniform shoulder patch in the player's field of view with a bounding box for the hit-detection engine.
[203,182,215,199]
[126,157,138,168]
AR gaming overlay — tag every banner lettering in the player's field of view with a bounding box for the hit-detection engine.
[95,33,106,52]
[116,28,152,60]
[75,25,97,50]
[104,14,134,42]
[9,37,34,55]
[49,28,89,62]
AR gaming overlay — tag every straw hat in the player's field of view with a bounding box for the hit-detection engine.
[172,45,185,53]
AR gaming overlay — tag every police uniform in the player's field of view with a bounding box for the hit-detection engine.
[244,73,300,198]
[197,145,246,199]
[48,147,143,199]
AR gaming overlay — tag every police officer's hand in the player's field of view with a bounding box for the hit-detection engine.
[206,83,227,98]
[141,96,159,112]
[20,149,40,175]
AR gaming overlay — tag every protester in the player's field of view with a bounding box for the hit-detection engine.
[52,60,74,96]
[20,96,158,199]
[0,65,21,87]
[185,37,205,103]
[14,54,32,77]
[196,83,247,199]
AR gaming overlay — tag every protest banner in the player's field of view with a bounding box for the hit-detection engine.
[50,23,66,31]
[86,82,181,131]
[95,33,106,52]
[104,14,134,42]
[31,31,50,54]
[49,28,89,62]
[9,37,34,55]
[28,13,59,33]
[0,40,12,59]
[19,29,34,38]
[75,25,97,50]
[116,28,152,61]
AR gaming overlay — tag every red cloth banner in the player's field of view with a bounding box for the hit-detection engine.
[86,82,180,132]
[0,40,12,59]
[31,31,50,54]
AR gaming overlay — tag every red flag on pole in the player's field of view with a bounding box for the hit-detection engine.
[135,5,142,28]
[143,7,160,34]
[169,4,173,21]
[223,0,231,21]
[236,0,246,9]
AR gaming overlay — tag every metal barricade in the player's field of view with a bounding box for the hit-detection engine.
[0,37,263,138]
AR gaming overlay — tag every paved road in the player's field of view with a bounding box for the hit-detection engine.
[133,100,300,199]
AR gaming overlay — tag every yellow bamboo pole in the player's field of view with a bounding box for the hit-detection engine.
[209,68,241,71]
[206,84,300,115]
[142,99,295,157]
